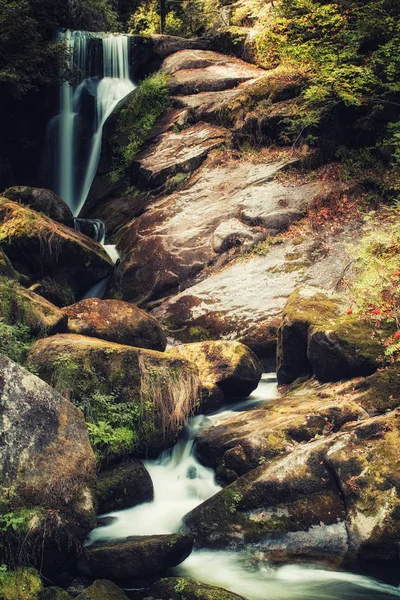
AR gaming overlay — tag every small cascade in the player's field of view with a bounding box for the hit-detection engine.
[73,218,106,242]
[45,30,135,216]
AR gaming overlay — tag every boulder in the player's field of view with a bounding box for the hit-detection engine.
[40,587,73,600]
[78,534,193,580]
[276,287,340,384]
[195,378,366,482]
[185,410,400,567]
[27,334,200,458]
[0,247,20,280]
[97,460,154,514]
[0,198,113,296]
[142,577,247,600]
[0,277,67,337]
[29,277,75,308]
[2,186,73,225]
[211,219,261,253]
[76,580,129,600]
[64,298,167,351]
[0,354,96,572]
[277,287,383,385]
[168,341,262,412]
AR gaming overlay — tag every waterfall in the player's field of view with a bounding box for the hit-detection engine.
[46,30,135,217]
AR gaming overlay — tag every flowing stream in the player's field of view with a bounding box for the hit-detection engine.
[88,375,400,600]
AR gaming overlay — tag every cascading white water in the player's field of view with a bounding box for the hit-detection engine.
[87,375,400,599]
[50,30,135,216]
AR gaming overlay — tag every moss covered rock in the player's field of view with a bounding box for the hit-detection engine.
[64,298,167,351]
[308,316,382,382]
[29,277,75,308]
[0,277,67,337]
[27,334,200,458]
[76,580,129,600]
[277,287,340,384]
[0,567,43,600]
[168,341,262,412]
[186,410,400,567]
[0,354,96,573]
[277,287,383,385]
[78,534,193,580]
[97,460,154,514]
[2,186,73,225]
[143,577,247,600]
[0,198,113,296]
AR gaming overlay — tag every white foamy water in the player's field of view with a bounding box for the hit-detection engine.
[88,375,400,599]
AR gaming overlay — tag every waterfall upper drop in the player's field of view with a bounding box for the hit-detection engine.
[47,30,135,216]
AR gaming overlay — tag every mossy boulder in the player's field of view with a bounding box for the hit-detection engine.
[0,277,67,337]
[308,316,382,382]
[29,277,75,308]
[142,577,247,600]
[97,460,154,514]
[186,410,400,567]
[0,354,96,573]
[0,198,113,296]
[168,341,262,412]
[277,287,383,385]
[78,534,193,580]
[277,287,340,384]
[0,567,43,600]
[76,580,129,600]
[2,186,73,225]
[27,334,200,458]
[64,298,167,351]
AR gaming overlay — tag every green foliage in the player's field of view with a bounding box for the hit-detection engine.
[255,0,400,158]
[0,320,33,364]
[76,391,140,464]
[350,207,400,362]
[114,72,170,178]
[127,0,160,33]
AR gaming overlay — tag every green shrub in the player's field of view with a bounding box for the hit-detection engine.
[0,320,33,364]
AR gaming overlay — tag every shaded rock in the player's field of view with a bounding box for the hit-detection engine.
[76,580,129,600]
[27,334,199,457]
[2,186,73,225]
[66,577,94,598]
[142,577,247,600]
[29,277,76,308]
[168,341,262,412]
[40,587,73,600]
[0,277,67,336]
[0,247,20,280]
[0,354,96,572]
[97,461,154,514]
[185,410,400,567]
[0,198,113,296]
[78,534,193,580]
[277,287,340,385]
[64,298,167,351]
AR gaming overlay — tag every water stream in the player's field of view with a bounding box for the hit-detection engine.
[88,375,400,599]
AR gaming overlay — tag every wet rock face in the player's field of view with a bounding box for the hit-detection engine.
[168,340,262,412]
[0,198,113,297]
[1,186,73,226]
[78,534,194,580]
[97,460,154,514]
[0,354,96,572]
[64,298,167,351]
[186,410,400,568]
